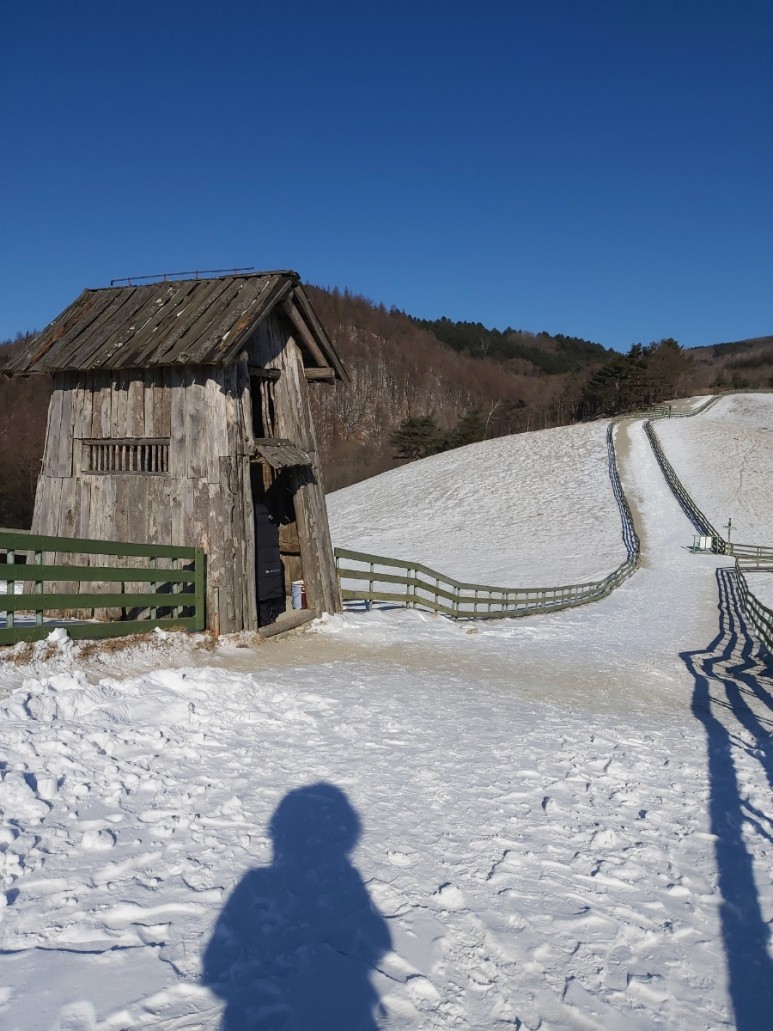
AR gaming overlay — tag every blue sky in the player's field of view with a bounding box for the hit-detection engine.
[2,1,771,350]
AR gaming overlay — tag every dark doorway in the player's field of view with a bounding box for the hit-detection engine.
[251,462,303,626]
[250,377,305,626]
[253,496,284,628]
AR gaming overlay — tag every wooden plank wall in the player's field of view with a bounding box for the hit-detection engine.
[30,318,338,633]
[31,366,257,633]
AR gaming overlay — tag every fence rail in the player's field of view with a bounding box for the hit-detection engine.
[641,392,773,649]
[735,558,773,654]
[335,547,638,620]
[334,417,640,620]
[725,543,773,561]
[0,529,205,645]
[643,389,769,423]
[643,420,724,544]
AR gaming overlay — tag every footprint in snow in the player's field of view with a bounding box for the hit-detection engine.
[433,882,466,911]
[385,850,413,867]
[81,828,117,850]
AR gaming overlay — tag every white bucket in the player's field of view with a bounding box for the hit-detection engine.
[291,580,306,610]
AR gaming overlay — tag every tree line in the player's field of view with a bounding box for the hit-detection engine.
[387,338,696,460]
[575,338,693,419]
[412,316,615,374]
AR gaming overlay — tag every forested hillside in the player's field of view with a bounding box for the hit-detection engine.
[305,287,609,489]
[413,316,612,373]
[306,288,772,489]
[1,289,771,527]
[0,333,45,528]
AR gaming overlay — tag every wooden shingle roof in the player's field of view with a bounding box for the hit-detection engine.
[7,271,347,380]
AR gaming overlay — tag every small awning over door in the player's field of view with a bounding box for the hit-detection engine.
[252,438,311,469]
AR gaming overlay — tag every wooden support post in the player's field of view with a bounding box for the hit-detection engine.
[280,298,331,371]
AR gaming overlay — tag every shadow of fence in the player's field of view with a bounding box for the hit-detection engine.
[681,567,773,1029]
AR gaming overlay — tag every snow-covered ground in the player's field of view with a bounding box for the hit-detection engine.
[743,568,773,610]
[328,422,625,586]
[655,393,773,544]
[1,397,772,1030]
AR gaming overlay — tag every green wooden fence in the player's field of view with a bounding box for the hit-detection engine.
[0,529,205,645]
[334,413,641,620]
[334,547,638,620]
[725,542,773,561]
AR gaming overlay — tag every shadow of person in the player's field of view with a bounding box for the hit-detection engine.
[202,782,392,1030]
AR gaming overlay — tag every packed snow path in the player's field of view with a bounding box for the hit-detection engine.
[1,412,772,1029]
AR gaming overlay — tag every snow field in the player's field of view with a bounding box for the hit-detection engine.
[0,394,772,1028]
[654,393,773,544]
[0,636,742,1030]
[328,422,626,588]
[744,568,773,609]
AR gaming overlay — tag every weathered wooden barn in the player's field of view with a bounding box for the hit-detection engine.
[6,271,347,633]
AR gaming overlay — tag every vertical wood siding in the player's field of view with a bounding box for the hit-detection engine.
[32,311,341,632]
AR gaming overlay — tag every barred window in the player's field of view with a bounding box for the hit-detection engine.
[81,439,170,474]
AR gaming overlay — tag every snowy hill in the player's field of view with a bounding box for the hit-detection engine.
[328,421,625,586]
[1,396,772,1030]
[655,393,773,544]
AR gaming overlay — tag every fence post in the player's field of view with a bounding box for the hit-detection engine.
[149,555,158,621]
[6,549,14,630]
[194,549,206,631]
[172,556,183,619]
[34,548,43,626]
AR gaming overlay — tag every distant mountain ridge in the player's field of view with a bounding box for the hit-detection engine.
[305,287,772,488]
[693,334,773,351]
[410,316,615,375]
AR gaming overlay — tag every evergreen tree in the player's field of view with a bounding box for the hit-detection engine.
[576,337,694,419]
[390,415,442,460]
[448,407,487,448]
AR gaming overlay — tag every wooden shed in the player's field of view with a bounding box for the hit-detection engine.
[6,271,347,633]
